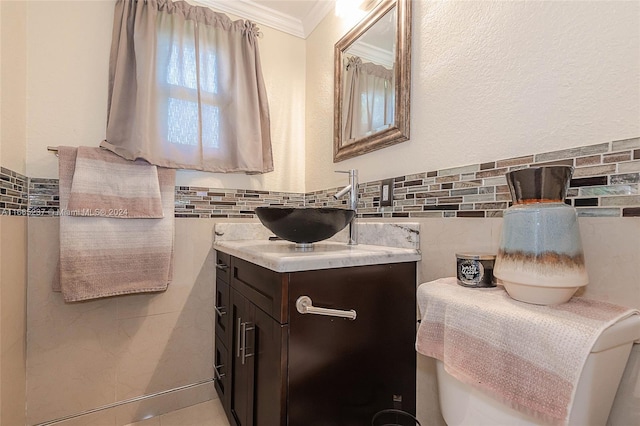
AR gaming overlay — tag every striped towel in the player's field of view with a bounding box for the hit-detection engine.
[68,146,164,218]
[56,146,175,302]
[416,277,639,426]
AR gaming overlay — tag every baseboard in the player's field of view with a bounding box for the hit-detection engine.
[37,379,216,426]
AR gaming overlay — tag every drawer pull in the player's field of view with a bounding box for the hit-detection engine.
[214,305,226,317]
[236,317,242,358]
[216,262,229,271]
[214,364,225,380]
[235,317,255,364]
[295,296,357,320]
[240,321,255,365]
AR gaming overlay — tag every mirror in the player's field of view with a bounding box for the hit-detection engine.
[334,0,411,162]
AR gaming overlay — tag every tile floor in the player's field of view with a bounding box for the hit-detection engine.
[125,399,230,426]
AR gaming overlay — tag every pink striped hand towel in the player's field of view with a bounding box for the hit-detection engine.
[56,146,175,302]
[67,146,163,218]
[416,277,639,426]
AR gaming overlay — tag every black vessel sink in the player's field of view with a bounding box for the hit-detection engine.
[255,207,355,245]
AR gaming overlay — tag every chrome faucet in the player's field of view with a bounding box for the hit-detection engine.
[334,169,358,245]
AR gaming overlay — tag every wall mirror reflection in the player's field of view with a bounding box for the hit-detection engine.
[334,0,411,162]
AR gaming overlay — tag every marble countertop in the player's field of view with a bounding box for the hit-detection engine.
[213,239,421,273]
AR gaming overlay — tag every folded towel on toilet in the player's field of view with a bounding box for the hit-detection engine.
[55,146,175,302]
[415,277,639,426]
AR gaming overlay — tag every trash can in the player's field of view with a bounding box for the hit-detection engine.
[372,409,421,426]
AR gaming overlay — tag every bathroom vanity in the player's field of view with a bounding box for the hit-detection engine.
[213,232,420,426]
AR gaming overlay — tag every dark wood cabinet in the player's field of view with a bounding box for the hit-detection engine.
[214,252,416,426]
[230,287,288,426]
[229,288,256,426]
[214,251,232,413]
[214,335,230,412]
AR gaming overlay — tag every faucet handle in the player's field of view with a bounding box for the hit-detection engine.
[335,170,350,174]
[335,169,358,175]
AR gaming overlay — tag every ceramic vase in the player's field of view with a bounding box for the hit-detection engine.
[494,166,588,305]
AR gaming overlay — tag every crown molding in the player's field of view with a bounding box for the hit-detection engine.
[348,41,394,69]
[196,0,335,39]
[301,0,336,38]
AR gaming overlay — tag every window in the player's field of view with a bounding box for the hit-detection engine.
[164,41,220,148]
[102,0,273,173]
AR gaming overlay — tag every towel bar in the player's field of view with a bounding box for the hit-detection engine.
[295,295,357,320]
[47,146,110,155]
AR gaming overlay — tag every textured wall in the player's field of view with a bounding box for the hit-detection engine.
[14,1,640,425]
[304,2,640,424]
[305,0,640,191]
[21,1,305,424]
[25,0,306,193]
[0,2,28,425]
[0,0,27,175]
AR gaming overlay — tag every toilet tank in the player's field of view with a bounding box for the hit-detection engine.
[436,315,640,426]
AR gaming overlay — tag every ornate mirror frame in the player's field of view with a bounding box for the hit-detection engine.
[333,0,411,162]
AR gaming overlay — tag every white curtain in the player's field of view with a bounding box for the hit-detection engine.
[342,55,395,143]
[101,0,273,173]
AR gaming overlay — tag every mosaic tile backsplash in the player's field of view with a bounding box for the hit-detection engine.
[0,167,28,215]
[6,137,640,218]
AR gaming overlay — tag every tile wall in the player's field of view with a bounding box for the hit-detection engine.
[19,137,640,219]
[0,216,27,426]
[4,136,639,425]
[310,137,640,218]
[26,218,216,425]
[0,167,28,215]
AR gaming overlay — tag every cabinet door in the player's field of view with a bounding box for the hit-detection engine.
[288,263,417,425]
[252,307,287,426]
[230,288,256,426]
[216,278,231,348]
[214,335,230,414]
[216,251,231,283]
[230,288,288,426]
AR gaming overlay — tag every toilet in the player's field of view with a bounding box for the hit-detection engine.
[435,314,640,426]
